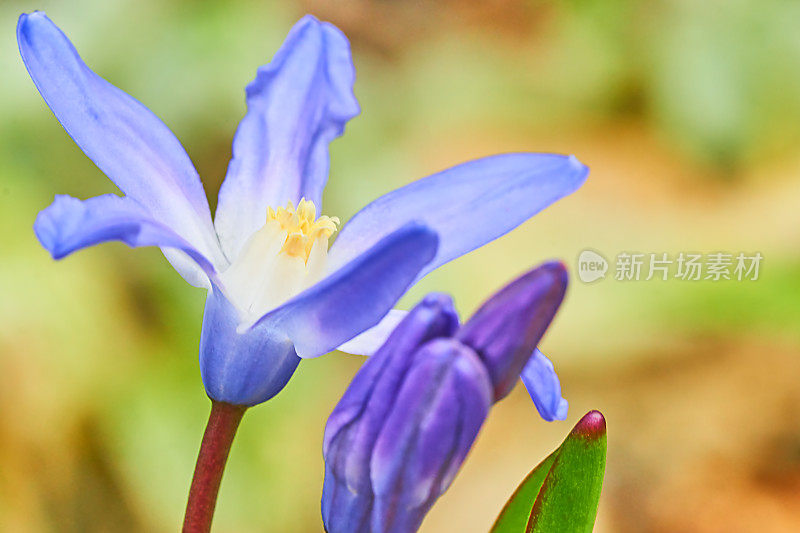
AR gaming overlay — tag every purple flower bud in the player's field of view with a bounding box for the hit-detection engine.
[322,262,570,532]
[368,339,491,532]
[456,261,568,401]
[322,294,461,532]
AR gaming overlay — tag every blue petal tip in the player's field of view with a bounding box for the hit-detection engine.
[566,154,590,182]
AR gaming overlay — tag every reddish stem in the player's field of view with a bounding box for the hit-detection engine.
[183,401,247,533]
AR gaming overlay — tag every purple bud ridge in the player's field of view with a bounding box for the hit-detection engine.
[369,339,491,532]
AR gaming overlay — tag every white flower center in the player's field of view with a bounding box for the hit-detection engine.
[220,198,339,323]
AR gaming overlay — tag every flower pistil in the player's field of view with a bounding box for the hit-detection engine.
[268,198,339,262]
[221,198,339,321]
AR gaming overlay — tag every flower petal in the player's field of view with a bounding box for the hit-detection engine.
[35,194,217,286]
[329,153,588,276]
[253,223,438,358]
[520,349,569,422]
[214,15,359,260]
[199,282,301,406]
[335,309,409,355]
[17,12,224,272]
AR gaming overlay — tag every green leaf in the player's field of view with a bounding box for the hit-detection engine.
[490,411,607,533]
[490,452,557,532]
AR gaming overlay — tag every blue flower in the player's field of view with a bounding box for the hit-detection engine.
[322,262,569,533]
[18,12,588,406]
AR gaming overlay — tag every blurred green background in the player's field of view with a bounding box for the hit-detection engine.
[3,0,800,531]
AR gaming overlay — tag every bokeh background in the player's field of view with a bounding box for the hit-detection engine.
[2,0,800,531]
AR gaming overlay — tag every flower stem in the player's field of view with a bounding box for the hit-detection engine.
[183,400,247,532]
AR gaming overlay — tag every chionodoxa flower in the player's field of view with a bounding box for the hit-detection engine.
[322,262,569,533]
[18,11,587,406]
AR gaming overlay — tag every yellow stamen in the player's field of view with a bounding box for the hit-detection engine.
[266,198,339,262]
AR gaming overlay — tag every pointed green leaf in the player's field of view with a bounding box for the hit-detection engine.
[491,411,607,533]
[527,410,606,532]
